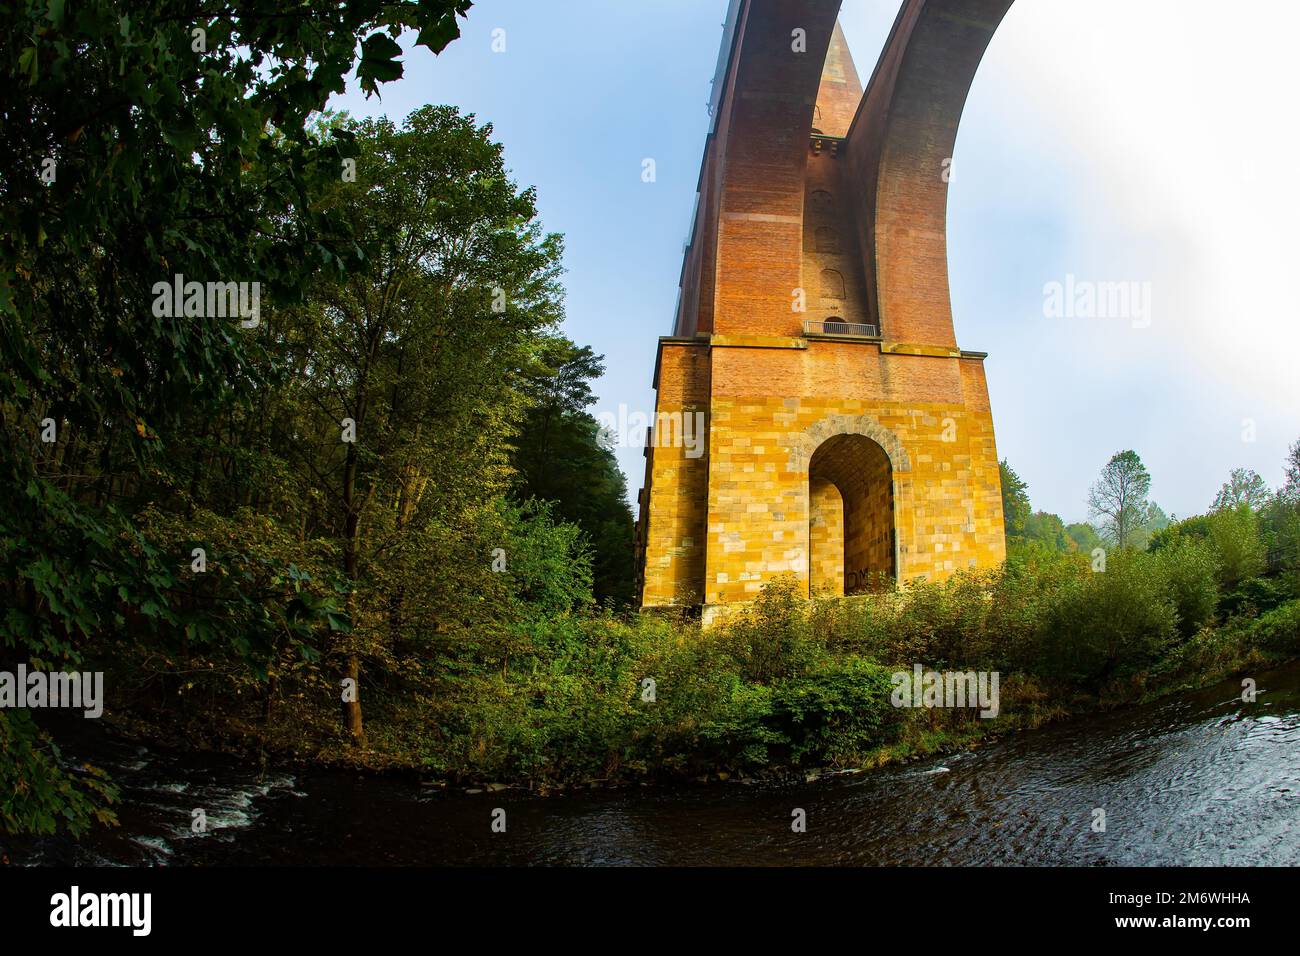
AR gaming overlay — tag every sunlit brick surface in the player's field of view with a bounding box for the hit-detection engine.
[636,0,1013,614]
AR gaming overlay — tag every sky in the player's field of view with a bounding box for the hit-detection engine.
[331,0,1300,525]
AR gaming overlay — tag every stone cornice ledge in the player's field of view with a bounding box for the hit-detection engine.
[709,334,807,350]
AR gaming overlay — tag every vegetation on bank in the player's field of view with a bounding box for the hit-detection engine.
[103,497,1300,791]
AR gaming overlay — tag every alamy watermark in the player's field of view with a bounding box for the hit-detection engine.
[151,273,260,328]
[0,665,103,718]
[891,665,1000,718]
[50,886,151,936]
[596,404,706,459]
[1042,274,1151,329]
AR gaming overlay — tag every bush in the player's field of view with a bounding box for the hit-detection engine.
[987,548,1086,673]
[1154,536,1221,638]
[0,711,118,836]
[1262,501,1300,590]
[1222,574,1293,619]
[713,574,820,683]
[1206,506,1267,592]
[1250,600,1300,654]
[632,629,778,772]
[1044,549,1177,686]
[886,571,994,671]
[767,656,897,766]
[809,589,898,662]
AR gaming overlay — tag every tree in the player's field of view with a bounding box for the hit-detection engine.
[1280,439,1300,506]
[1212,468,1271,512]
[999,459,1031,542]
[1066,522,1102,555]
[1131,501,1172,551]
[512,342,636,606]
[1,0,472,830]
[1024,511,1070,551]
[1088,450,1152,549]
[269,105,567,742]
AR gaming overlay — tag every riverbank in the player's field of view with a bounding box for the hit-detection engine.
[92,555,1300,795]
[14,658,1300,866]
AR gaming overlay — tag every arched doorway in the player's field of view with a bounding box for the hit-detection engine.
[808,434,896,596]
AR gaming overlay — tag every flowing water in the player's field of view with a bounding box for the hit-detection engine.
[10,663,1300,866]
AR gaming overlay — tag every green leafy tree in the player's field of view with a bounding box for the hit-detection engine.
[1,0,472,834]
[1131,501,1172,551]
[999,459,1031,542]
[1065,522,1102,555]
[512,341,635,606]
[1206,506,1267,592]
[267,105,567,741]
[1088,450,1152,549]
[1023,511,1070,551]
[1278,439,1300,506]
[1212,468,1271,512]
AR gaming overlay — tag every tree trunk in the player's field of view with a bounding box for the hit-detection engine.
[340,653,365,745]
[340,436,366,746]
[262,672,277,724]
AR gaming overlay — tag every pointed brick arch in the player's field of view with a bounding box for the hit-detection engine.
[670,0,1015,342]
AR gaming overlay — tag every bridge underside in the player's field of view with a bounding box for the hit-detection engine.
[636,0,1014,615]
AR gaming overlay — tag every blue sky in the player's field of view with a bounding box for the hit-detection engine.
[332,0,1300,525]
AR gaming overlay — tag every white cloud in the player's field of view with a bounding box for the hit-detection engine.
[845,0,1300,518]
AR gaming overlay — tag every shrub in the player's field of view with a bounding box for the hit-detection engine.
[890,571,995,671]
[714,574,821,683]
[1149,513,1212,550]
[809,590,899,662]
[1223,574,1293,619]
[0,711,118,836]
[1206,506,1267,592]
[1250,600,1300,654]
[1152,622,1255,688]
[767,656,897,766]
[1044,549,1177,686]
[1153,536,1221,638]
[988,548,1086,673]
[1262,501,1300,591]
[642,635,778,772]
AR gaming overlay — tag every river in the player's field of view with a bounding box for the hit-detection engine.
[11,662,1299,866]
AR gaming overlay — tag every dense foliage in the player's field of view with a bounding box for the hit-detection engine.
[2,0,636,827]
[91,475,1300,791]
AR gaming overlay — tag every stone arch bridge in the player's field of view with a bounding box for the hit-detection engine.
[635,0,1017,617]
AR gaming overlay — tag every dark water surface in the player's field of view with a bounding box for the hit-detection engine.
[13,663,1300,866]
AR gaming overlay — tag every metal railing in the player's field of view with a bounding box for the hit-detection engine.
[803,318,880,338]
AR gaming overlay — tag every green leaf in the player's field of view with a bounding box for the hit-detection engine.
[356,32,405,92]
[18,46,39,85]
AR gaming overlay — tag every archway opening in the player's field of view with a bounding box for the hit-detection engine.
[808,434,895,596]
